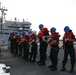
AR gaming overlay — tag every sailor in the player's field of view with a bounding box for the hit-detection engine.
[21,31,27,59]
[8,31,14,53]
[14,31,18,56]
[48,27,60,71]
[37,24,44,64]
[8,31,15,54]
[61,26,75,73]
[18,33,23,57]
[37,24,49,66]
[15,33,21,56]
[24,31,30,61]
[29,30,38,63]
[23,30,33,61]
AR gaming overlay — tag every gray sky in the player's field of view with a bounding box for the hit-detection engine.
[0,0,76,38]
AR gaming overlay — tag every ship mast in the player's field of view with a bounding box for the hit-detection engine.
[0,2,8,34]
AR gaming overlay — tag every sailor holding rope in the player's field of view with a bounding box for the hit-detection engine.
[48,27,60,71]
[61,26,75,73]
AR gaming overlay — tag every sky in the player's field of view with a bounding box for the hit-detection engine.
[0,0,76,37]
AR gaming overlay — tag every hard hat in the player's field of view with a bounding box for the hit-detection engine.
[32,30,36,34]
[50,27,56,32]
[28,30,32,34]
[14,31,18,34]
[64,26,70,32]
[10,31,14,35]
[39,24,44,28]
[16,34,20,38]
[22,31,26,35]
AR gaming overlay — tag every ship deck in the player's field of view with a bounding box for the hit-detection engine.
[0,46,76,75]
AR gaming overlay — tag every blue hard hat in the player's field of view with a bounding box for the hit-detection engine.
[64,26,70,32]
[10,31,14,35]
[14,31,18,34]
[39,24,44,28]
[50,27,56,31]
[28,30,32,34]
[16,34,20,38]
[22,31,26,35]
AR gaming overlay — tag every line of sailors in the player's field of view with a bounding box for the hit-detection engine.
[8,24,76,73]
[8,30,38,62]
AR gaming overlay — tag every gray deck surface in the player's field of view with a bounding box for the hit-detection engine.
[0,46,76,75]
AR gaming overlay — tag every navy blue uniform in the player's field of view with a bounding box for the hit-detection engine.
[38,28,49,65]
[49,32,60,70]
[29,34,38,62]
[61,31,75,72]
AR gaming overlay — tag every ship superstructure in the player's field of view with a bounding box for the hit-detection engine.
[0,2,32,45]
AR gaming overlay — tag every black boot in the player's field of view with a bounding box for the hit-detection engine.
[36,60,42,63]
[30,57,35,63]
[39,61,46,66]
[31,60,35,63]
[48,65,53,68]
[50,65,57,71]
[61,67,66,71]
[21,56,25,59]
[69,68,74,73]
[61,62,66,71]
[26,58,31,62]
[39,63,46,66]
[69,64,74,73]
[25,58,29,61]
[50,67,57,71]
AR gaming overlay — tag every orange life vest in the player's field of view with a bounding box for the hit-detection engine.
[38,30,44,38]
[29,34,36,42]
[16,37,21,43]
[22,34,29,44]
[38,27,49,38]
[63,32,74,44]
[42,27,49,33]
[50,32,60,45]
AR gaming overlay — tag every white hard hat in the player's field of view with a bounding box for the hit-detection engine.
[32,30,36,34]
